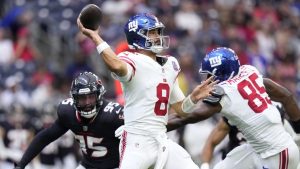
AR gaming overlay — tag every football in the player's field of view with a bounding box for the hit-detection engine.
[79,4,102,30]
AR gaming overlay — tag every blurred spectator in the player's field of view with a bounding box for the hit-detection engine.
[0,27,14,66]
[174,1,202,35]
[0,75,30,111]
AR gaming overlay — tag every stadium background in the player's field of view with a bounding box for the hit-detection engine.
[0,0,299,168]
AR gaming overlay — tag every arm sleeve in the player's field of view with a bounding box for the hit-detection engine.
[111,63,134,82]
[18,120,68,168]
[111,52,136,82]
[169,79,185,104]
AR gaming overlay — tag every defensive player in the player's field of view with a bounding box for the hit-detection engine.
[167,47,300,169]
[77,13,215,169]
[14,72,124,169]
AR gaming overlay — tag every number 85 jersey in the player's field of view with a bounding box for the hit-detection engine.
[113,51,184,135]
[218,65,294,158]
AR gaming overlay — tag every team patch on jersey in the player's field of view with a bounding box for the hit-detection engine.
[209,55,222,67]
[172,61,179,71]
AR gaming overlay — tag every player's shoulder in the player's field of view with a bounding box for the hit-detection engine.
[117,51,136,60]
[101,99,124,117]
[57,98,76,118]
[240,64,260,74]
[203,84,225,105]
[162,55,181,71]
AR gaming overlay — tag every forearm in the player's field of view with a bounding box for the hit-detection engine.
[18,123,67,168]
[93,36,127,76]
[264,78,300,121]
[167,117,186,132]
[201,144,214,163]
[281,94,300,121]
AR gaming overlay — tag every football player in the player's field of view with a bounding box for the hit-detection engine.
[77,13,215,169]
[167,47,300,169]
[200,117,246,169]
[14,72,124,169]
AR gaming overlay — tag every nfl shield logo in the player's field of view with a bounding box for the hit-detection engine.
[172,61,179,71]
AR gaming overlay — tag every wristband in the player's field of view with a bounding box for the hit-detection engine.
[96,42,110,54]
[182,95,197,114]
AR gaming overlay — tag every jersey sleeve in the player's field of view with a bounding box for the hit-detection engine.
[102,100,124,128]
[169,78,185,104]
[111,51,136,82]
[56,99,75,129]
[18,121,68,168]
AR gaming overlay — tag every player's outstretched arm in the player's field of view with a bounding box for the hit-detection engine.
[200,118,230,168]
[167,102,221,131]
[77,17,127,77]
[15,121,68,169]
[264,78,300,121]
[171,76,218,117]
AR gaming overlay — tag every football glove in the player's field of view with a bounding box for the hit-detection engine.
[115,125,124,139]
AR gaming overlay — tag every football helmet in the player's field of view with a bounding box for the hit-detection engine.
[70,72,105,119]
[199,47,240,82]
[124,13,170,54]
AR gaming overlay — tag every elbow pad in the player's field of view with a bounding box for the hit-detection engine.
[203,86,224,105]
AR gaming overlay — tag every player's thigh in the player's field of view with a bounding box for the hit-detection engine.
[119,132,157,169]
[262,142,299,169]
[213,144,259,169]
[164,139,199,169]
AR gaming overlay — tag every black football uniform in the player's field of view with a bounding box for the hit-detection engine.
[35,121,60,167]
[18,98,124,169]
[221,117,246,159]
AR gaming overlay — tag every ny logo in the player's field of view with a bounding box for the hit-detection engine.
[209,56,222,67]
[128,20,138,32]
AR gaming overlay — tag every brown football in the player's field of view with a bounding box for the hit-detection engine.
[79,4,102,30]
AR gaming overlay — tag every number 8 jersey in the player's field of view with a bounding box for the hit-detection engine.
[113,51,185,135]
[218,65,294,158]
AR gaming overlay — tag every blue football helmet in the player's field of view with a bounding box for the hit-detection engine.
[124,13,170,54]
[199,47,240,82]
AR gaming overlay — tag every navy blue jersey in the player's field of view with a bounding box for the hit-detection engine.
[18,98,124,169]
[57,98,124,168]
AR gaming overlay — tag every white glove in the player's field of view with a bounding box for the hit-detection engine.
[200,163,210,169]
[115,125,124,139]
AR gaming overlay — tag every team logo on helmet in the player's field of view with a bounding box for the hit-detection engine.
[209,55,222,67]
[128,20,138,32]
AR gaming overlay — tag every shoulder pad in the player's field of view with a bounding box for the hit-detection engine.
[203,85,224,105]
[57,98,76,117]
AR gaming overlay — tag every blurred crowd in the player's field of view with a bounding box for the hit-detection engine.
[0,0,299,168]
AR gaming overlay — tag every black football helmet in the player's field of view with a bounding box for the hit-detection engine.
[70,72,105,119]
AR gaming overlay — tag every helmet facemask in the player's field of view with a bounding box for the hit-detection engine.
[138,26,170,54]
[73,92,98,119]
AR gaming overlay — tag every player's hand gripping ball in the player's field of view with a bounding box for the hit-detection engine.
[79,4,102,30]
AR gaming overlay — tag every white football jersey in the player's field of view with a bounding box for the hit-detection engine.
[219,65,294,158]
[113,51,185,135]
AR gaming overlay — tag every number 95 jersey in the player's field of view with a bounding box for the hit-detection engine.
[57,98,124,168]
[113,51,184,135]
[218,65,294,158]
